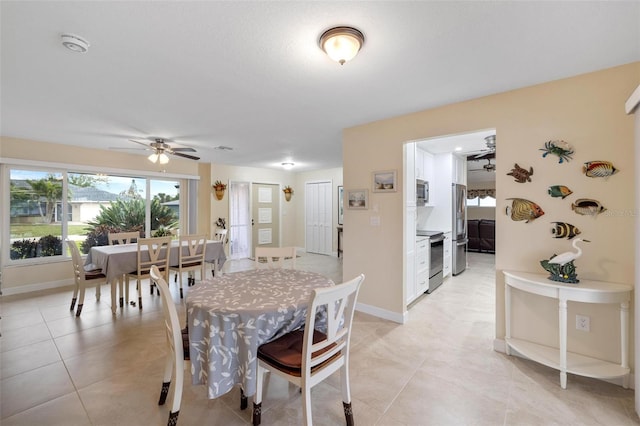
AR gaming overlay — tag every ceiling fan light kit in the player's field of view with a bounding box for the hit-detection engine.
[61,33,90,53]
[319,26,364,65]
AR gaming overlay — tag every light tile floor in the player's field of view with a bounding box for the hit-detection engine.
[1,252,637,425]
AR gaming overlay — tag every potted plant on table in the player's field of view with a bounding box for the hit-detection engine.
[213,180,227,200]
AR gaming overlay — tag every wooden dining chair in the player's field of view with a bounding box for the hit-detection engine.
[108,231,140,306]
[254,246,296,270]
[65,238,107,316]
[214,228,228,243]
[125,236,172,310]
[150,265,185,426]
[107,231,140,246]
[252,274,365,426]
[169,234,207,298]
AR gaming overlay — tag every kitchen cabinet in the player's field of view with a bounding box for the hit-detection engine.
[504,271,631,389]
[416,148,425,180]
[404,205,417,304]
[416,237,429,294]
[443,231,452,277]
[404,143,416,206]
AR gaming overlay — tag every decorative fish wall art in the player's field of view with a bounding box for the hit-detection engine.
[507,164,533,183]
[583,161,619,178]
[551,222,581,239]
[539,140,574,164]
[571,198,606,217]
[505,198,545,223]
[547,185,573,199]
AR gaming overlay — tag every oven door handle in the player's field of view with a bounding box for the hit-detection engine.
[430,235,445,244]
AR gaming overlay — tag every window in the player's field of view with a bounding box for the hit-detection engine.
[467,196,496,207]
[5,165,186,264]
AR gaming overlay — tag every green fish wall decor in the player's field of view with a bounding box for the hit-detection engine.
[548,185,573,199]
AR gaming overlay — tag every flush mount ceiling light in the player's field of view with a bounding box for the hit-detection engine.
[281,162,295,170]
[61,33,90,53]
[319,26,364,65]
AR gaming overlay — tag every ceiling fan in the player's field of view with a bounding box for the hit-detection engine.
[483,158,496,172]
[111,137,200,163]
[469,134,496,159]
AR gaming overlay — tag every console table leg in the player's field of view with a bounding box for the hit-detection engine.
[559,298,568,389]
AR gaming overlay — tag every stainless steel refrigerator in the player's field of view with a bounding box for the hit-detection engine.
[452,183,467,275]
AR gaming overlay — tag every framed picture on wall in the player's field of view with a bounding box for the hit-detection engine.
[347,189,368,210]
[338,186,344,224]
[372,170,397,192]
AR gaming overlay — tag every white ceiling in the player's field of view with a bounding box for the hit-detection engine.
[1,1,638,172]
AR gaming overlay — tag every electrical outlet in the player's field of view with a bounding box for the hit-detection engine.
[576,314,590,332]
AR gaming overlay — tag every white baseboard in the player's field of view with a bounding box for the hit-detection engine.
[493,338,634,389]
[2,279,73,296]
[356,302,407,324]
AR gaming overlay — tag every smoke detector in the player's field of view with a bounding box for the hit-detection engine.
[61,33,90,53]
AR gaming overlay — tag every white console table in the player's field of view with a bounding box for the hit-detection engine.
[503,270,631,389]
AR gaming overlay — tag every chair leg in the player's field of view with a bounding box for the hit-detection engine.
[343,402,354,426]
[76,283,87,317]
[167,411,179,426]
[253,365,266,425]
[301,386,312,426]
[70,297,77,311]
[179,272,183,299]
[158,381,171,405]
[240,388,248,410]
[138,279,143,310]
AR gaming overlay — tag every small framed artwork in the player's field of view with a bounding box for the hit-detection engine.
[347,189,368,210]
[372,170,397,193]
[338,186,344,224]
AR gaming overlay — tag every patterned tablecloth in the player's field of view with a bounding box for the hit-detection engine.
[187,268,333,399]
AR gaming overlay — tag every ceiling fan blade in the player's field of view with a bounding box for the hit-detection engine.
[129,139,152,148]
[109,147,149,151]
[171,147,197,152]
[171,152,200,161]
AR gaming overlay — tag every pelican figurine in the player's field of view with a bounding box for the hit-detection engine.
[548,238,590,266]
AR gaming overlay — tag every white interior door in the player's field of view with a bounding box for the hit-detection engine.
[305,181,332,255]
[251,183,280,258]
[229,181,250,260]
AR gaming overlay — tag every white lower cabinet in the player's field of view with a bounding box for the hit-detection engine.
[443,232,452,278]
[416,237,429,295]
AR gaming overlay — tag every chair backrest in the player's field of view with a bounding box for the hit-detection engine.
[66,238,84,284]
[137,236,172,278]
[254,246,296,269]
[214,228,228,243]
[108,231,140,245]
[302,274,364,376]
[149,265,184,415]
[177,234,207,266]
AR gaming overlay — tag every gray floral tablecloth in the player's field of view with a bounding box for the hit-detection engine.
[186,269,333,398]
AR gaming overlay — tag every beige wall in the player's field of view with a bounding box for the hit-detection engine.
[343,63,639,365]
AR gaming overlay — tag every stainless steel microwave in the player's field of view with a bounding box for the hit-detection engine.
[417,179,429,206]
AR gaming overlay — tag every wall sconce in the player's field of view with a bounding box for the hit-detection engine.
[319,26,365,65]
[283,186,294,202]
[213,180,227,200]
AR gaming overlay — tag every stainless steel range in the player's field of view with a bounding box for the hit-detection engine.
[416,230,444,293]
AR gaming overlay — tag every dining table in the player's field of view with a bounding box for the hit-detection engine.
[85,239,226,313]
[186,268,334,399]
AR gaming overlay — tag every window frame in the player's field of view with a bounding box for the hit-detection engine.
[1,159,198,267]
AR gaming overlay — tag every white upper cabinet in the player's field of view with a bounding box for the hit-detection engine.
[404,143,416,206]
[416,148,425,180]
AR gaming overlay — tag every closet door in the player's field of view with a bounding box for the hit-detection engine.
[305,181,332,255]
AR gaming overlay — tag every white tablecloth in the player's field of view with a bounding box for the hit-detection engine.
[187,269,333,398]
